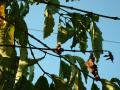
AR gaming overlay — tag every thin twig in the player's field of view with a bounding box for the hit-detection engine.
[28,41,52,78]
[25,36,100,81]
[29,43,60,57]
[41,1,120,20]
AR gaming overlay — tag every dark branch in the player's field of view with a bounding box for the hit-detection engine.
[41,1,120,20]
[0,44,108,53]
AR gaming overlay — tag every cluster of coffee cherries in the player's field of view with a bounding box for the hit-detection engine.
[55,43,64,55]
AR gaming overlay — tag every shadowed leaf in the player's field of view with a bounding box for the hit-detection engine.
[78,30,88,52]
[76,56,88,83]
[14,76,34,90]
[91,82,100,90]
[44,8,54,38]
[34,76,49,90]
[51,74,67,90]
[59,60,71,80]
[49,83,55,90]
[28,65,34,83]
[111,78,120,87]
[47,0,60,14]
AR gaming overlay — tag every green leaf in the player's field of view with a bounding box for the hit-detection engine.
[10,1,20,18]
[28,65,34,83]
[57,25,74,44]
[68,13,90,50]
[71,34,79,49]
[15,47,28,83]
[91,82,100,90]
[89,22,103,62]
[5,25,16,57]
[19,1,29,17]
[111,78,120,87]
[92,15,99,22]
[0,57,18,69]
[71,31,88,52]
[47,0,60,14]
[34,76,49,90]
[49,83,56,90]
[101,79,120,90]
[51,74,67,90]
[78,30,88,52]
[44,8,55,38]
[86,13,99,22]
[14,76,34,90]
[59,60,71,80]
[15,18,28,83]
[68,57,78,87]
[76,56,88,83]
[63,55,88,83]
[73,71,86,90]
[63,55,78,88]
[7,25,15,45]
[15,18,28,46]
[68,13,91,30]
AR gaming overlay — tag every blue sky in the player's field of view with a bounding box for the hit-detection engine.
[25,0,120,89]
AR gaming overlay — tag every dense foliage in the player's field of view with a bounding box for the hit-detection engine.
[0,0,120,90]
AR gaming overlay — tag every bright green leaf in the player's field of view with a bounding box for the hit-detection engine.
[101,79,120,90]
[15,47,28,83]
[7,25,14,45]
[5,25,16,57]
[89,22,103,62]
[74,71,86,90]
